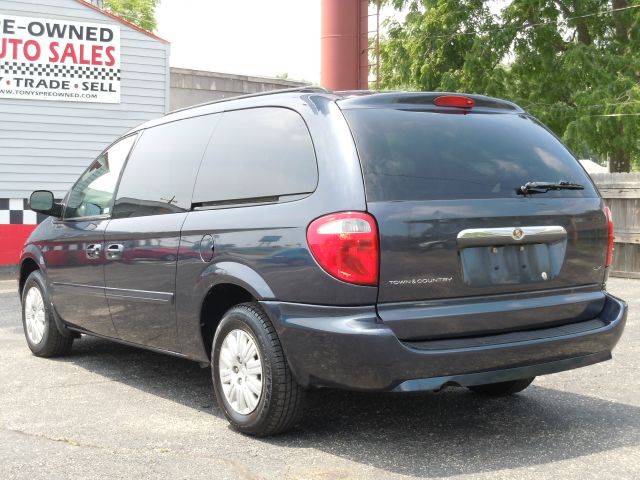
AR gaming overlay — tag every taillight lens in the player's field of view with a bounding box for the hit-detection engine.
[306,212,379,286]
[605,206,614,267]
[433,95,475,108]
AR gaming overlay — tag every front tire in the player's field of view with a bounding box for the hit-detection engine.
[212,303,304,436]
[467,377,535,396]
[21,270,73,357]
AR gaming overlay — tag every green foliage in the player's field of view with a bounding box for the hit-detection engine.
[103,0,159,32]
[377,0,640,171]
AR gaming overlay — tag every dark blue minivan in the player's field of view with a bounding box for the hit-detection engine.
[19,88,627,435]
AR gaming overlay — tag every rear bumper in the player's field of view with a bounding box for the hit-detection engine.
[261,292,627,391]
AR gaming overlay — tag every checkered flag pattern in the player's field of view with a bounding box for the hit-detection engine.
[0,61,120,81]
[0,199,52,225]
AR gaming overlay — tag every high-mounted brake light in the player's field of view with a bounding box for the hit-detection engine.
[433,95,475,108]
[307,212,379,286]
[605,206,614,267]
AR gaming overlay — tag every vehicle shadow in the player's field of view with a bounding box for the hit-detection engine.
[61,335,220,414]
[287,387,640,477]
[63,336,640,478]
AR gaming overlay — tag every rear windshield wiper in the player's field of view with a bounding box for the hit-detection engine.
[517,180,584,195]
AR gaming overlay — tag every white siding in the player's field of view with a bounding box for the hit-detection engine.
[0,0,170,198]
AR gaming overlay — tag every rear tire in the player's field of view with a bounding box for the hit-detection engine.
[467,377,535,396]
[212,302,304,436]
[21,270,73,357]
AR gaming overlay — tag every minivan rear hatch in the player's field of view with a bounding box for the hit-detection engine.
[340,94,609,341]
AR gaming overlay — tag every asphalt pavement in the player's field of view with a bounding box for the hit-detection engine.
[0,276,638,480]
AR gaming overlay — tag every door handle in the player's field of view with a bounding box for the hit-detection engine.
[106,243,125,260]
[85,244,102,259]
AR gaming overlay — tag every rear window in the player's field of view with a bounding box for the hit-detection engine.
[342,109,596,201]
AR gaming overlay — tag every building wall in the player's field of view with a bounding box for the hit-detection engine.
[0,0,169,265]
[0,0,170,200]
[170,68,308,111]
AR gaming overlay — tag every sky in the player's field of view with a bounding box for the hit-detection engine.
[155,0,322,82]
[155,0,404,84]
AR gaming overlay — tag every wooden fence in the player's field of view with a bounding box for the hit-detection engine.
[591,173,640,279]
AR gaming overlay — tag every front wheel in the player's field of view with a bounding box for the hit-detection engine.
[467,377,535,396]
[21,270,73,357]
[212,303,304,436]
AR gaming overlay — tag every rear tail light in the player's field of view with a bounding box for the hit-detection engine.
[433,95,475,108]
[306,212,379,286]
[605,206,614,267]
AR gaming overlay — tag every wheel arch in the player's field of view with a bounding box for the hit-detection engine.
[199,282,256,359]
[19,255,75,339]
[196,261,275,359]
[18,252,44,297]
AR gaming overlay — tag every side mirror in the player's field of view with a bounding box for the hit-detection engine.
[29,190,62,218]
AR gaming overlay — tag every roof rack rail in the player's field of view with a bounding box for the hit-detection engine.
[167,86,332,115]
[333,89,410,99]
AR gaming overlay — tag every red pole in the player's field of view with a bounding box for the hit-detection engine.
[358,0,369,90]
[321,0,369,91]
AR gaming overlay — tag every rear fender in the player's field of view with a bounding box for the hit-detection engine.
[178,261,275,361]
[200,261,275,300]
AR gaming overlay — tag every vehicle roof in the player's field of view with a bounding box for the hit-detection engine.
[128,87,336,133]
[129,88,524,133]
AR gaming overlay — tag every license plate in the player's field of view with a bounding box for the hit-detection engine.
[460,243,561,287]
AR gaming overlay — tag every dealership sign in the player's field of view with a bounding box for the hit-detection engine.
[0,15,120,103]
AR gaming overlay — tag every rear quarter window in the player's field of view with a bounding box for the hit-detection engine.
[192,107,318,206]
[342,109,597,201]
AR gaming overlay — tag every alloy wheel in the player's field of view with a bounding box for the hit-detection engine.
[218,329,264,415]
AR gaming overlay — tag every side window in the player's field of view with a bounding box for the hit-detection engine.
[64,134,136,219]
[112,114,220,218]
[192,107,318,206]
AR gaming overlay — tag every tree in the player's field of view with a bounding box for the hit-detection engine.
[377,0,640,171]
[103,0,160,32]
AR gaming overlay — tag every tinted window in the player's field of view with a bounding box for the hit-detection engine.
[112,114,220,218]
[192,107,317,205]
[343,109,596,201]
[64,134,136,219]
